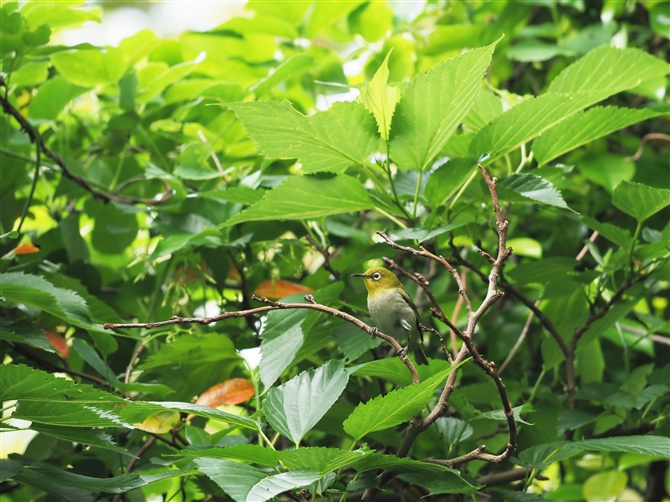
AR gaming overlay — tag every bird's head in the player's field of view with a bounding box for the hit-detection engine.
[351,267,402,296]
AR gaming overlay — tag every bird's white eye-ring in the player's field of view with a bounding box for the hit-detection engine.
[372,272,381,280]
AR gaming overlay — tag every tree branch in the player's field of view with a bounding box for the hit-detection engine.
[105,294,419,385]
[0,76,173,207]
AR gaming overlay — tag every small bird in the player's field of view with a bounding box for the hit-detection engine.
[352,267,429,365]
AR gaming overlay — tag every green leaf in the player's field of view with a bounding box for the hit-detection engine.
[498,174,569,209]
[225,175,373,225]
[250,53,316,97]
[28,75,89,120]
[33,423,132,456]
[343,365,461,440]
[0,230,19,239]
[581,216,632,249]
[519,435,670,469]
[333,322,382,362]
[471,92,608,159]
[195,458,320,502]
[583,470,627,501]
[2,364,257,431]
[200,186,264,206]
[12,61,50,88]
[548,45,670,95]
[85,199,139,255]
[603,384,668,409]
[435,417,474,444]
[506,257,577,285]
[423,158,477,210]
[140,333,242,400]
[577,154,635,193]
[390,40,498,171]
[360,51,400,141]
[173,444,280,466]
[533,106,664,165]
[0,320,54,353]
[0,459,22,483]
[72,338,118,382]
[263,360,349,445]
[612,181,670,223]
[229,101,379,174]
[136,60,198,103]
[259,308,309,390]
[463,90,504,132]
[51,48,127,86]
[477,403,535,425]
[0,272,102,332]
[352,358,455,387]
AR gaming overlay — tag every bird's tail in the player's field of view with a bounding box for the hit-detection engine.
[409,338,429,365]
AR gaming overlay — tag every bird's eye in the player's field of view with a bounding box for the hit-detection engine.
[372,272,381,280]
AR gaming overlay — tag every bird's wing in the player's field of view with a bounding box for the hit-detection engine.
[398,286,422,334]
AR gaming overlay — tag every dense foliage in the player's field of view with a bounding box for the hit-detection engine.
[1,1,669,501]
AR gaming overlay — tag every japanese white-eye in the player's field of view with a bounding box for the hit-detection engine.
[352,267,429,365]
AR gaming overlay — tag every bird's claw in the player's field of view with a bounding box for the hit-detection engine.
[370,327,379,339]
[398,346,408,359]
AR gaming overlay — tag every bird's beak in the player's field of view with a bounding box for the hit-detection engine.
[351,273,368,278]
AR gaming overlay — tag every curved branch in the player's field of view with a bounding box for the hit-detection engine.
[104,294,419,385]
[0,77,173,207]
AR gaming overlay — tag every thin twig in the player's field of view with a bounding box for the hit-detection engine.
[105,294,419,385]
[624,132,670,162]
[363,165,516,500]
[16,134,40,233]
[0,77,173,206]
[449,268,467,358]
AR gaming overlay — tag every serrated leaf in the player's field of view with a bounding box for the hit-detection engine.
[195,458,320,502]
[229,101,379,174]
[548,45,670,95]
[390,40,498,171]
[0,272,105,332]
[225,175,373,225]
[1,364,258,431]
[498,173,568,208]
[259,308,309,390]
[581,216,632,249]
[263,360,349,445]
[171,444,279,466]
[360,51,400,141]
[519,435,670,469]
[612,181,670,223]
[506,257,577,285]
[533,106,664,165]
[477,403,534,425]
[343,364,462,439]
[471,92,609,159]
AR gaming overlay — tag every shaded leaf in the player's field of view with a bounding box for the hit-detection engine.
[612,181,670,223]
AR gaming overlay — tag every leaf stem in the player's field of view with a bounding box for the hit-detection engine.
[412,168,424,220]
[384,143,410,220]
[449,168,478,211]
[374,206,408,229]
[16,139,41,234]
